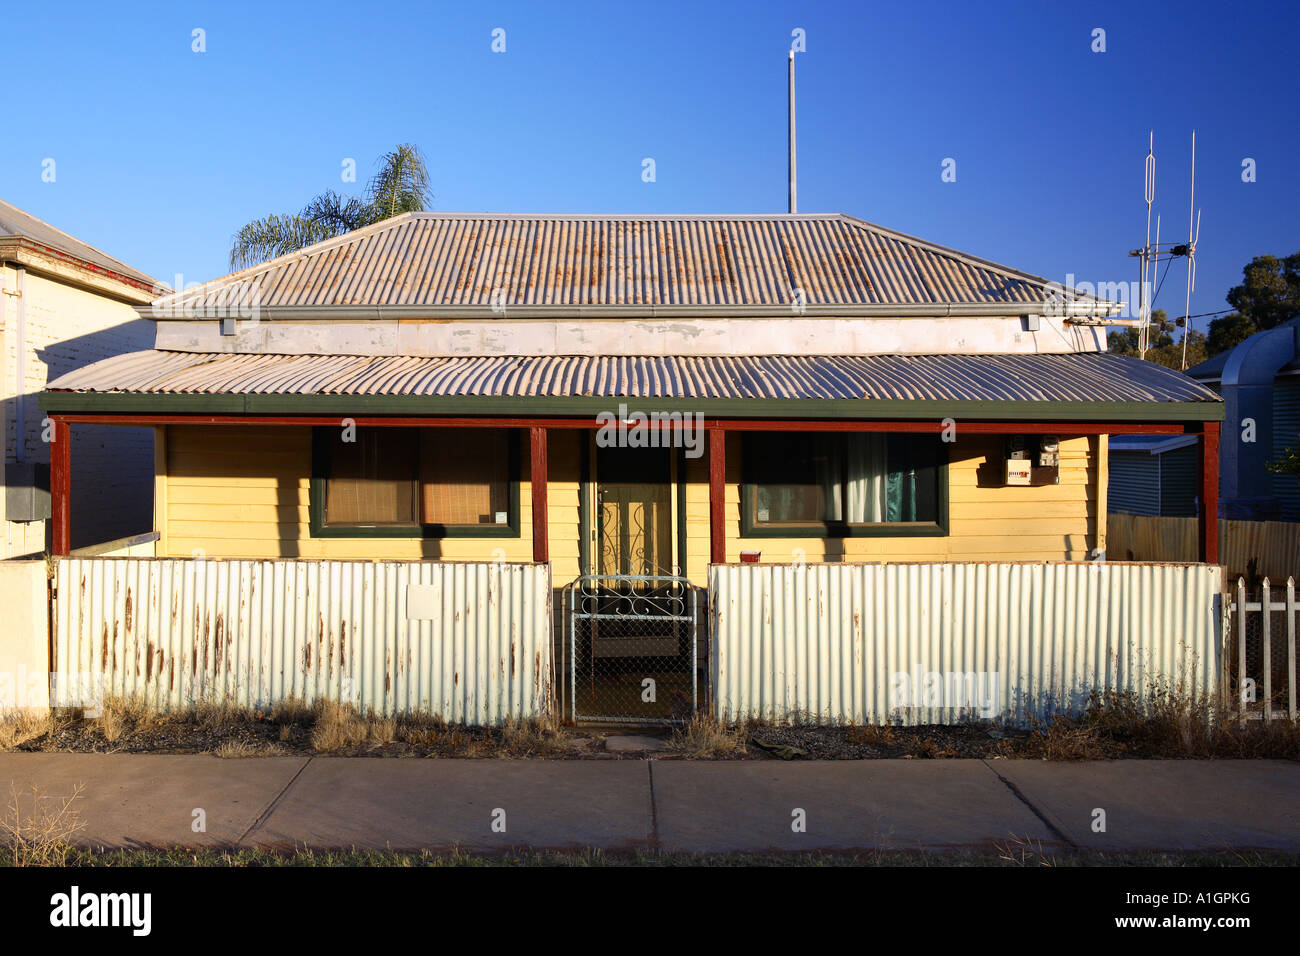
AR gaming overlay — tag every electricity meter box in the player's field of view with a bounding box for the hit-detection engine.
[1037,435,1060,468]
[1005,459,1032,486]
[1003,435,1060,487]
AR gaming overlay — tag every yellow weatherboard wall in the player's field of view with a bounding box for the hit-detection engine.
[162,425,581,581]
[162,426,1101,584]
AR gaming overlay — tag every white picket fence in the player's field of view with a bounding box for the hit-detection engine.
[1229,577,1299,720]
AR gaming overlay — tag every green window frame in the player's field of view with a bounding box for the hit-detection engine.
[310,427,521,538]
[740,432,949,538]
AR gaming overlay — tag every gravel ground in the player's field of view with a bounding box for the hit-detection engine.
[5,714,1076,760]
[739,723,1030,760]
[9,711,1295,760]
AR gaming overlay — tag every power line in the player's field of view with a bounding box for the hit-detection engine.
[1150,251,1176,308]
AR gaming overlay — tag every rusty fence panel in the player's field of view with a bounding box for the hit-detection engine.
[52,558,553,724]
[709,562,1223,725]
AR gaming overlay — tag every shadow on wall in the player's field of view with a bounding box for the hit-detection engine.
[276,473,300,560]
[6,323,154,550]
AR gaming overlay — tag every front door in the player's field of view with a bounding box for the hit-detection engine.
[595,444,674,577]
[565,443,696,725]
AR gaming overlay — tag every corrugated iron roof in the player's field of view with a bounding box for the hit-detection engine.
[0,197,160,288]
[154,213,1115,313]
[46,349,1220,406]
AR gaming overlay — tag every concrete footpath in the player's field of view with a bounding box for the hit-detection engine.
[2,754,1298,854]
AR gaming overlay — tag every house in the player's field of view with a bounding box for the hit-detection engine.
[36,212,1227,724]
[1,198,160,557]
[1108,434,1200,517]
[1106,320,1300,578]
[1186,319,1300,521]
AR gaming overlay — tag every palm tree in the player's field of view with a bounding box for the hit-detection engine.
[229,144,431,270]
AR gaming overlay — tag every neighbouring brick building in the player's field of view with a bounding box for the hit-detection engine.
[1,198,160,556]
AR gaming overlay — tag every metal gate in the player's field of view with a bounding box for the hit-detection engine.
[565,574,700,725]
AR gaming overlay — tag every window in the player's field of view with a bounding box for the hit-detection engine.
[741,432,947,537]
[312,428,518,537]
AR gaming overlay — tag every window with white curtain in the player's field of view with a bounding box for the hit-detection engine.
[742,432,945,535]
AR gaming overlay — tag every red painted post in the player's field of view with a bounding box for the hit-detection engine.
[709,425,726,564]
[50,418,71,556]
[530,426,548,563]
[1198,420,1220,564]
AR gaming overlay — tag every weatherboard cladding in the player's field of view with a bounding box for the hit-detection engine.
[46,349,1220,405]
[155,213,1106,312]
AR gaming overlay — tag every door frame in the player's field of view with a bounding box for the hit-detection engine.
[580,435,688,579]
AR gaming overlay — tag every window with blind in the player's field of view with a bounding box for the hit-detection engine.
[311,428,518,537]
[740,432,947,537]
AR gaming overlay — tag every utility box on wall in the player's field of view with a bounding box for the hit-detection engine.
[1003,435,1060,487]
[5,461,51,522]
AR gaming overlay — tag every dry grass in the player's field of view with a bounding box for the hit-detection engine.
[307,702,566,755]
[1,783,86,866]
[397,714,465,749]
[310,700,376,752]
[846,723,898,747]
[499,716,568,755]
[14,676,1297,761]
[0,710,52,751]
[213,739,285,758]
[270,696,313,727]
[1019,683,1300,760]
[98,695,157,743]
[309,700,407,752]
[995,833,1059,867]
[39,844,1300,867]
[668,713,747,757]
[192,700,254,734]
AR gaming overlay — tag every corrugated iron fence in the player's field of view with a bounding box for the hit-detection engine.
[710,562,1223,725]
[1108,513,1300,581]
[52,558,553,724]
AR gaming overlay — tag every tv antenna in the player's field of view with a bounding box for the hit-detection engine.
[1127,131,1201,366]
[1180,131,1201,371]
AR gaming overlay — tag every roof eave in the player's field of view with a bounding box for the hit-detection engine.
[38,390,1224,423]
[0,237,161,304]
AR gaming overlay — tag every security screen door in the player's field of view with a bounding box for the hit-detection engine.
[595,445,673,577]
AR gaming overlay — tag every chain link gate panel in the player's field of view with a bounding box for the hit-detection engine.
[565,574,699,725]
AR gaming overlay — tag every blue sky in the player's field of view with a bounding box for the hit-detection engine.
[3,0,1296,330]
